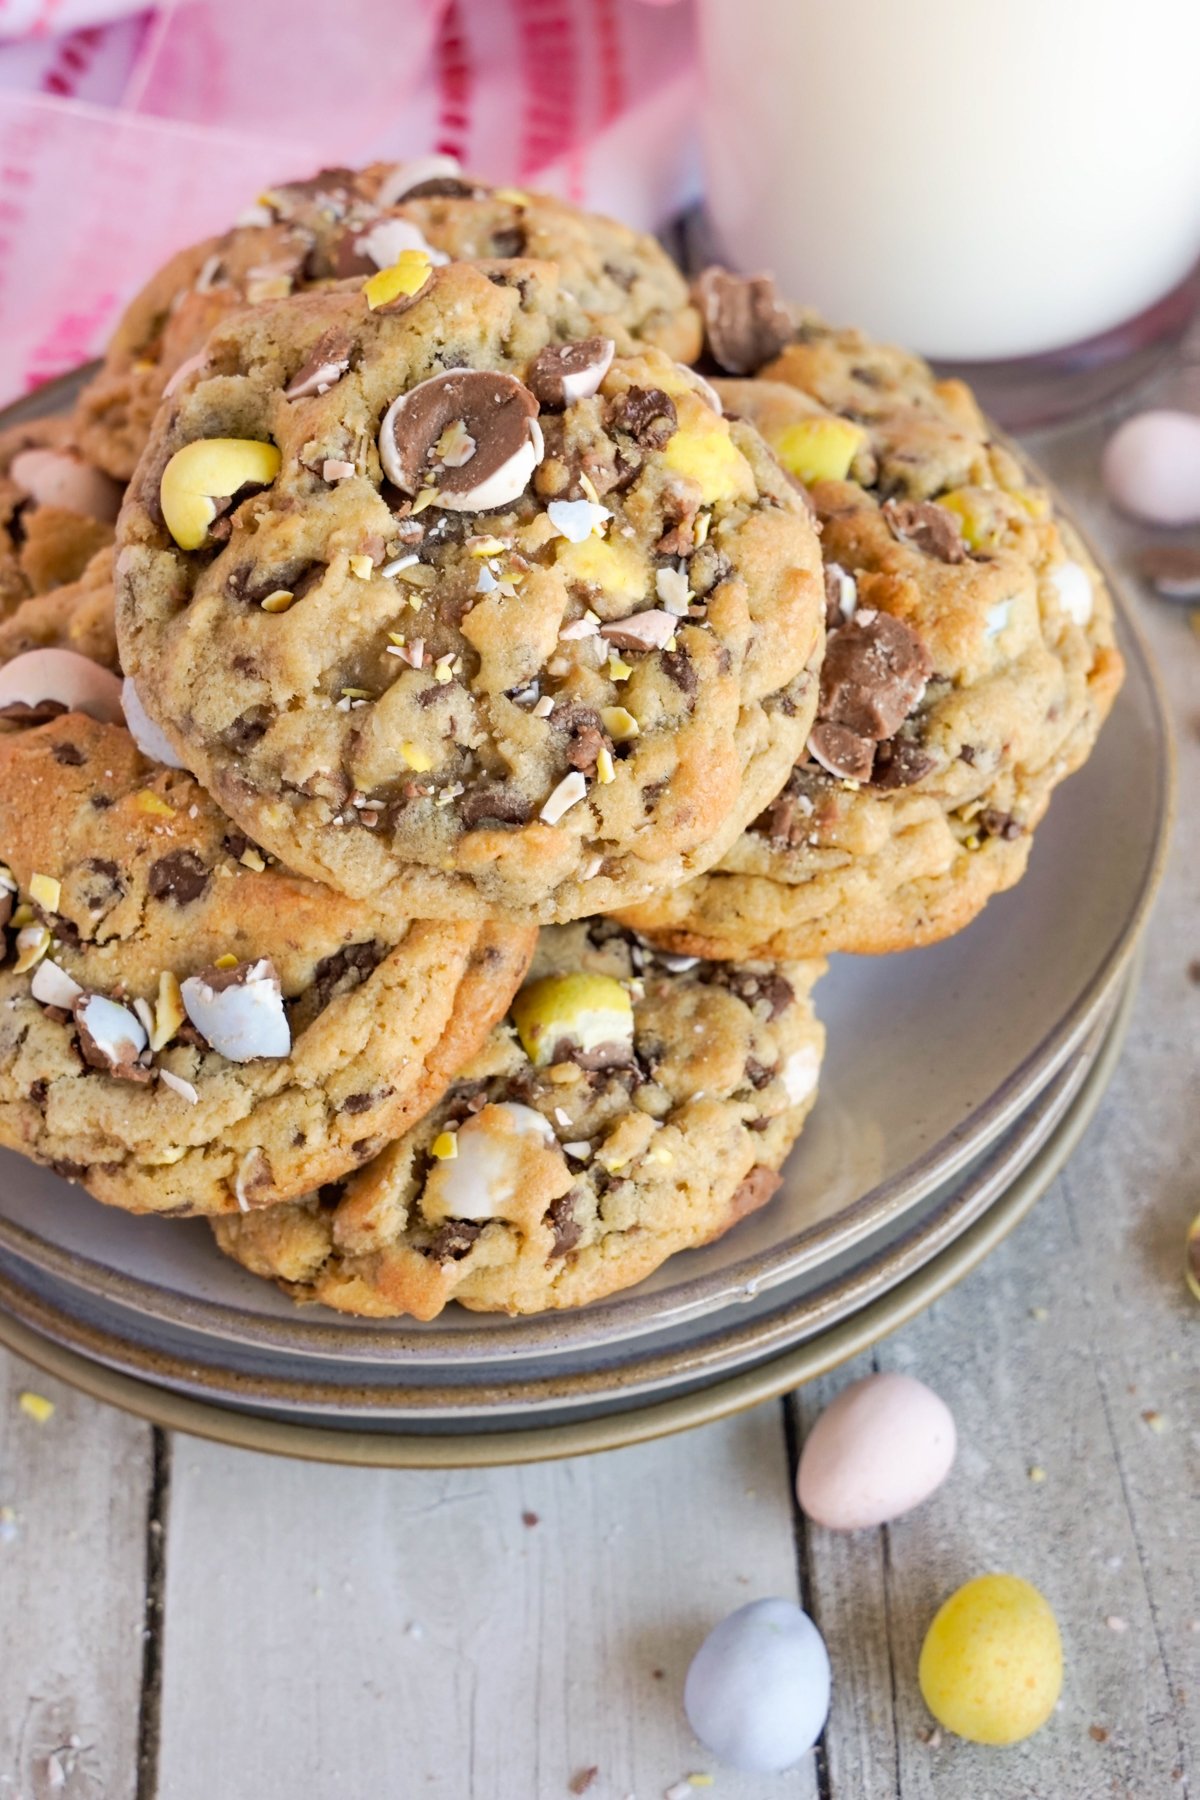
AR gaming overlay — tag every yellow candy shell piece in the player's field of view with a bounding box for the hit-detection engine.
[770,416,865,486]
[555,532,647,602]
[662,416,755,505]
[160,439,281,550]
[512,972,632,1068]
[919,1573,1063,1745]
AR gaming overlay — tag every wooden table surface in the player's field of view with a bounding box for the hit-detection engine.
[1,360,1197,1800]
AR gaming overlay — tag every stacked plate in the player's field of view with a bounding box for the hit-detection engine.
[0,381,1174,1467]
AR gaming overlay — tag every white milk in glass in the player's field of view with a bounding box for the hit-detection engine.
[697,0,1200,360]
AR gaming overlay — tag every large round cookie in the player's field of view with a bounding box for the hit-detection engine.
[116,259,824,923]
[0,420,121,615]
[213,921,824,1318]
[74,160,700,481]
[616,278,1124,958]
[0,713,534,1216]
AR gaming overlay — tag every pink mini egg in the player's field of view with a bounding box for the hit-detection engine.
[1101,409,1200,526]
[796,1370,956,1531]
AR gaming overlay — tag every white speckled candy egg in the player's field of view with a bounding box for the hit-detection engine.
[683,1598,830,1772]
[797,1371,956,1531]
[1101,409,1200,525]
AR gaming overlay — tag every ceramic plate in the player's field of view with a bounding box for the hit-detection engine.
[0,969,1131,1421]
[0,377,1173,1381]
[0,979,1134,1465]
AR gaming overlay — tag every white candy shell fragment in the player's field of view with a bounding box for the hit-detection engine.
[547,498,610,543]
[73,992,149,1077]
[796,1370,957,1531]
[599,610,678,653]
[539,771,587,825]
[30,959,84,1009]
[684,1598,831,1773]
[8,447,121,522]
[180,958,291,1062]
[424,1104,555,1222]
[0,648,124,724]
[353,217,449,272]
[373,154,466,207]
[121,677,187,769]
[1050,560,1094,627]
[1101,409,1200,525]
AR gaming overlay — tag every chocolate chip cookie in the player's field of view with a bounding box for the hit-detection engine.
[212,920,824,1318]
[616,282,1124,957]
[0,420,121,615]
[74,159,700,482]
[0,545,118,674]
[0,713,534,1216]
[115,258,824,923]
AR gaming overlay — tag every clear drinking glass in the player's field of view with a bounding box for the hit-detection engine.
[695,0,1200,424]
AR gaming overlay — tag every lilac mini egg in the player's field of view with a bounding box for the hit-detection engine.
[684,1598,830,1773]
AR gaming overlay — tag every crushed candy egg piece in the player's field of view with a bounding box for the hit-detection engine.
[19,1392,55,1424]
[769,415,865,486]
[662,413,755,505]
[159,438,281,550]
[363,249,433,312]
[512,971,633,1068]
[28,873,60,913]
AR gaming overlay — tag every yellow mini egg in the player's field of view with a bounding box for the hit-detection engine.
[918,1573,1062,1745]
[512,972,633,1068]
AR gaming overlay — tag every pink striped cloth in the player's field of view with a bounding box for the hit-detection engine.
[0,0,700,400]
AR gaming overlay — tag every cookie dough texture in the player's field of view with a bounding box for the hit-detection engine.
[618,317,1124,957]
[0,715,534,1216]
[116,259,824,923]
[0,420,121,615]
[74,163,701,480]
[213,922,825,1318]
[0,546,118,672]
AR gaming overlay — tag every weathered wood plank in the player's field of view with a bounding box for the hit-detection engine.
[0,1349,154,1800]
[792,385,1200,1800]
[155,1405,820,1800]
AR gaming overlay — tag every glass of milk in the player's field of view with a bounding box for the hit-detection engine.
[695,0,1200,421]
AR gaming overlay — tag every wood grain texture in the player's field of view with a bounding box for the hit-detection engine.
[0,1351,154,1800]
[788,388,1200,1800]
[154,1407,820,1800]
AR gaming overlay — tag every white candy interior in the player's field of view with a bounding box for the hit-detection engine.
[1050,559,1094,626]
[428,1104,555,1221]
[180,962,291,1063]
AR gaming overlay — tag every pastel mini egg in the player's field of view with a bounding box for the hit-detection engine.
[683,1597,830,1773]
[918,1573,1062,1745]
[1101,409,1200,525]
[796,1370,956,1531]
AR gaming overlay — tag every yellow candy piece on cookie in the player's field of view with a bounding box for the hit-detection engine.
[919,1574,1062,1745]
[770,416,865,486]
[512,972,633,1068]
[936,488,1001,552]
[555,533,647,602]
[363,249,432,312]
[662,415,755,505]
[160,439,282,550]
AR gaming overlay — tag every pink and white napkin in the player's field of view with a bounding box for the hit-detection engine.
[0,0,700,399]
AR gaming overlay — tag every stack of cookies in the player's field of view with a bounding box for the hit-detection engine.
[0,162,1122,1319]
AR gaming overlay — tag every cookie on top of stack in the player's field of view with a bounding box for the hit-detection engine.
[0,159,1122,1318]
